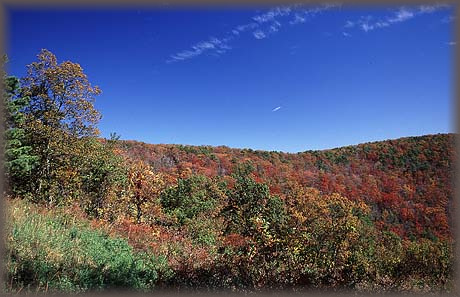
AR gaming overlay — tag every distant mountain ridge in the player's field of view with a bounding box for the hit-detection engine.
[116,133,455,240]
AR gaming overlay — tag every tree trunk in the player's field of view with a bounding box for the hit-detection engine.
[136,199,142,223]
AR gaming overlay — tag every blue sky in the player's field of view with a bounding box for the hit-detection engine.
[6,4,455,152]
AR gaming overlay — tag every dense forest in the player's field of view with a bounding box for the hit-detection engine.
[3,49,456,293]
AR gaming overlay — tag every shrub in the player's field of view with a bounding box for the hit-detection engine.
[160,175,226,225]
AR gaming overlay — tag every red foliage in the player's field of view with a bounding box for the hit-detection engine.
[117,133,455,240]
[223,233,250,248]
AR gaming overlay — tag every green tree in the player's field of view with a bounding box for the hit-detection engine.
[218,164,289,289]
[222,163,287,238]
[160,175,226,225]
[80,137,129,220]
[283,182,376,287]
[3,73,39,196]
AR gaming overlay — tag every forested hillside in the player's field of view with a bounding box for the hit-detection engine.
[3,50,456,293]
[118,133,455,241]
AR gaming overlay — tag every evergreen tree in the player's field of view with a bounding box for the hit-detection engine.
[3,75,39,196]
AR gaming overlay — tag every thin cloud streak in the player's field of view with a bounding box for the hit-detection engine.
[253,30,267,39]
[343,4,450,34]
[167,3,450,63]
[272,106,282,112]
[167,37,233,62]
[166,3,340,63]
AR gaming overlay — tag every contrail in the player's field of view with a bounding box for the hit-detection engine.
[272,106,282,112]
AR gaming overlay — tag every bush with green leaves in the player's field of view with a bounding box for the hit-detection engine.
[80,136,129,220]
[160,175,226,225]
[222,163,288,239]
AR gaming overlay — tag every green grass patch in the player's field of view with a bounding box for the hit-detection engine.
[4,199,172,293]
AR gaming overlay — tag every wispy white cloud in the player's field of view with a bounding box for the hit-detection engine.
[272,106,282,112]
[269,21,282,32]
[447,41,456,46]
[344,20,355,28]
[166,3,339,63]
[289,14,307,25]
[252,6,293,24]
[343,4,450,34]
[419,4,446,13]
[289,3,341,25]
[390,8,414,23]
[236,23,259,33]
[167,37,234,62]
[359,8,415,32]
[253,30,267,39]
[167,2,448,63]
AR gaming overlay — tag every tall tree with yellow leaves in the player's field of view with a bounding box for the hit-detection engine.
[19,49,102,205]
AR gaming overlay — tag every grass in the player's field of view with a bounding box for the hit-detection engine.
[4,198,172,293]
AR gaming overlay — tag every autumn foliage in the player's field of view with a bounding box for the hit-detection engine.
[3,50,456,293]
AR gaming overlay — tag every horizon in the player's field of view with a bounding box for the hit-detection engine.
[108,132,454,154]
[6,4,455,153]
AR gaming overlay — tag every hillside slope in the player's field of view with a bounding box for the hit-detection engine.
[118,133,456,240]
[6,133,455,293]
